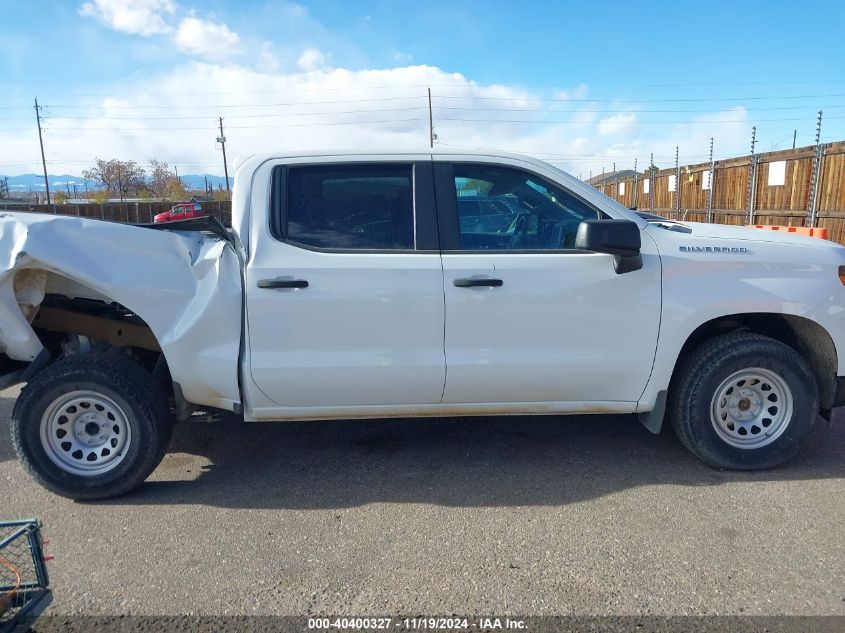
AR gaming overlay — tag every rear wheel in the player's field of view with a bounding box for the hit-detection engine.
[669,332,818,470]
[11,353,172,499]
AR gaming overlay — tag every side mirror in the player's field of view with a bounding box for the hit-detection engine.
[575,219,643,274]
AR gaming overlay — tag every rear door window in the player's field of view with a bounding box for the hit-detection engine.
[282,164,415,250]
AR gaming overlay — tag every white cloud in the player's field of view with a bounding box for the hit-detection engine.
[79,1,243,60]
[79,0,176,36]
[296,48,329,72]
[258,42,280,72]
[101,98,131,108]
[174,15,241,58]
[553,84,588,101]
[0,60,762,181]
[598,113,636,135]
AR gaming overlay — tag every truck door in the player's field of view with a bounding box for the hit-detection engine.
[245,159,445,409]
[434,160,661,405]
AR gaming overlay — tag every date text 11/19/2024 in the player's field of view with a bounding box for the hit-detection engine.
[307,617,528,630]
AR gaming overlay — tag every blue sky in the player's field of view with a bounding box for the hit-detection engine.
[2,0,844,179]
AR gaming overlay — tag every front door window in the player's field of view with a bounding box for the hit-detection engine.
[453,164,604,250]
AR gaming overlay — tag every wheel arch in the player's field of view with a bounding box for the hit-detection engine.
[1,263,241,414]
[5,267,170,364]
[669,312,837,410]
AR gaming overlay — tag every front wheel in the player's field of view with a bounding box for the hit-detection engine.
[11,353,172,499]
[669,332,818,470]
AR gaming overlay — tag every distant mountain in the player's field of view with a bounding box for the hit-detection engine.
[173,174,232,190]
[0,173,232,192]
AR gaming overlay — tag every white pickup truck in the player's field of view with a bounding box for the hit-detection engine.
[2,150,844,499]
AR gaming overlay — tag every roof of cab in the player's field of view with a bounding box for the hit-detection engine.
[233,148,547,171]
[229,148,646,232]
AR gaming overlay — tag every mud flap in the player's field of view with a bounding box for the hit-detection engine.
[638,390,667,434]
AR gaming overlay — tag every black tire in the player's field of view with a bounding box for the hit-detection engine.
[669,331,818,470]
[11,353,173,499]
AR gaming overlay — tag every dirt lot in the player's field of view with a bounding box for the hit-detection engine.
[2,384,844,617]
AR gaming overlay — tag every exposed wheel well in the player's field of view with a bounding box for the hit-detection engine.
[672,313,838,409]
[10,269,172,395]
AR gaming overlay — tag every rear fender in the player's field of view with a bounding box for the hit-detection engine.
[0,213,243,412]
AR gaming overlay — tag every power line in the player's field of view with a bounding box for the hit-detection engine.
[432,104,845,114]
[0,78,842,99]
[434,93,845,103]
[4,118,430,132]
[435,115,845,125]
[5,114,843,134]
[5,103,844,122]
[3,91,845,113]
[0,106,432,121]
[38,95,430,110]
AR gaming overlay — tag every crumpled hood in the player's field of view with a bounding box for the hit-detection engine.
[683,221,839,249]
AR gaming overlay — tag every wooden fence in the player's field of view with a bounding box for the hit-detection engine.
[0,200,232,227]
[592,141,845,242]
[3,141,845,244]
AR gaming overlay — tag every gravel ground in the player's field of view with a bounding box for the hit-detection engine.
[1,384,844,618]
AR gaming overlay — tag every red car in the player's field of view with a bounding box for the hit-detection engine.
[154,202,204,223]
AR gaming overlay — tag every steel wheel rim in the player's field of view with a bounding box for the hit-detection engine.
[39,390,131,476]
[710,367,792,449]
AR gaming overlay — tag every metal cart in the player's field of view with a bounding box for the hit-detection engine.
[0,520,51,633]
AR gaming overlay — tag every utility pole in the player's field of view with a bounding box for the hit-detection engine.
[34,98,51,207]
[217,117,230,192]
[792,129,797,150]
[117,163,123,203]
[427,88,435,148]
[204,175,209,197]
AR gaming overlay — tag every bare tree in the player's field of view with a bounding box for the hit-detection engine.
[148,159,189,201]
[165,178,188,202]
[148,160,171,199]
[83,159,146,198]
